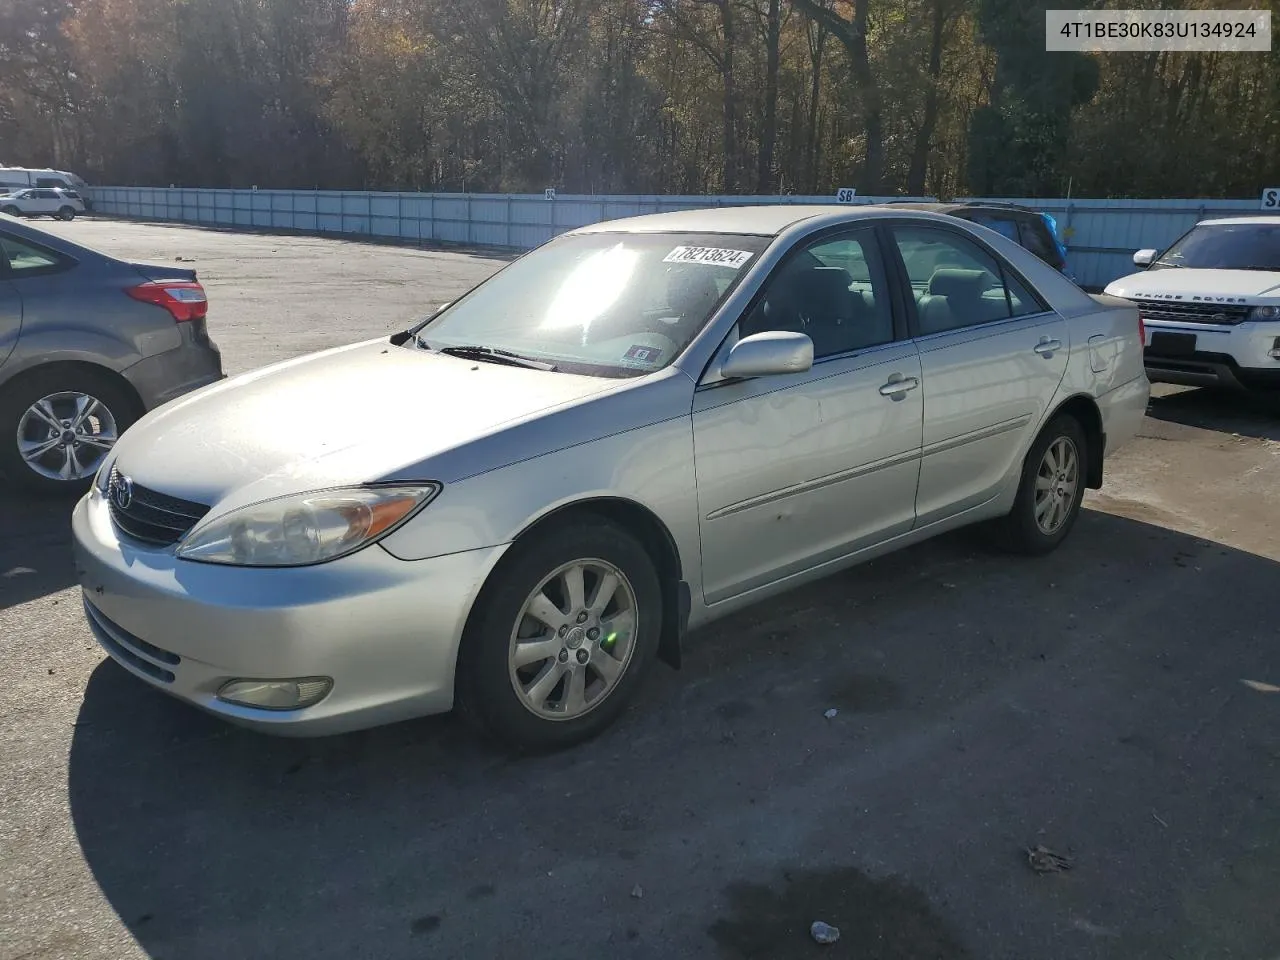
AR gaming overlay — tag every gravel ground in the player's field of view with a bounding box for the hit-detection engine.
[1,219,1278,960]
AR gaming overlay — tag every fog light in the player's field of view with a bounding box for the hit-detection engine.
[217,677,332,710]
[1269,337,1280,359]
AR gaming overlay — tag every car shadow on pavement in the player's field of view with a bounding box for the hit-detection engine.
[1146,386,1280,442]
[66,510,1280,960]
[0,488,78,610]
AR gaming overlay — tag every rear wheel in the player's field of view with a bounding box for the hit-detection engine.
[456,517,663,752]
[0,368,137,496]
[57,205,76,221]
[994,414,1087,555]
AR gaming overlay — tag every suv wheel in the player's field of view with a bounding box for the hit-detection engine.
[57,206,76,221]
[0,369,136,496]
[0,205,18,217]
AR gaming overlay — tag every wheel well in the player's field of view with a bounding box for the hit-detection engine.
[0,361,145,421]
[467,498,687,672]
[1051,394,1104,488]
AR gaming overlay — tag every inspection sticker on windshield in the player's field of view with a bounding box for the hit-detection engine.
[622,344,663,367]
[663,245,753,268]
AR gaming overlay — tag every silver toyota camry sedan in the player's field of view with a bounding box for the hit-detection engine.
[72,206,1149,750]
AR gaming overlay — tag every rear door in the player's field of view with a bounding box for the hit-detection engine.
[30,190,61,215]
[885,221,1068,526]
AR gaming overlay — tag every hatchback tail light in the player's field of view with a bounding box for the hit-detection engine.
[126,281,208,322]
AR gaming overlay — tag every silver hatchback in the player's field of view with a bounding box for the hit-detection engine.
[1,215,224,494]
[72,206,1149,751]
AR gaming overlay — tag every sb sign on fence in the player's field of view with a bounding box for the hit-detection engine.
[835,187,857,203]
[1261,188,1280,211]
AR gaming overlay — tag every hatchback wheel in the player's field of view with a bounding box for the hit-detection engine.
[995,414,1087,555]
[0,369,136,496]
[457,517,662,752]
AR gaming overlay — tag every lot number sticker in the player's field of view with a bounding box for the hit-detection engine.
[663,246,754,268]
[1262,188,1280,210]
[835,187,857,203]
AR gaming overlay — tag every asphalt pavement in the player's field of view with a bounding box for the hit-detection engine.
[1,220,1278,960]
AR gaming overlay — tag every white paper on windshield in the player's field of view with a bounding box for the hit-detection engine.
[663,246,754,268]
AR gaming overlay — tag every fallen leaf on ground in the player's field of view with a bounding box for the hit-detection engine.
[1241,679,1280,694]
[1026,844,1073,873]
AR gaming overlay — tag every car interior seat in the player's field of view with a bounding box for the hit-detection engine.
[918,267,1001,334]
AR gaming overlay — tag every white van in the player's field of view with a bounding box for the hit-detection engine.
[0,167,90,193]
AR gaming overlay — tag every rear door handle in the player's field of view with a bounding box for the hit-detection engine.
[1034,337,1063,357]
[879,375,919,398]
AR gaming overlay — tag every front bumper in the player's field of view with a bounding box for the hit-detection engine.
[1143,319,1280,390]
[71,491,507,736]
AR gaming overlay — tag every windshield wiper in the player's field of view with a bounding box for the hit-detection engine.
[1152,260,1185,268]
[436,344,557,371]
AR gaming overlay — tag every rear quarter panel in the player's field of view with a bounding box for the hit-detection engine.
[3,261,182,387]
[1057,294,1149,455]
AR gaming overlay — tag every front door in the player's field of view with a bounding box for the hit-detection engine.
[693,227,924,605]
[885,222,1069,525]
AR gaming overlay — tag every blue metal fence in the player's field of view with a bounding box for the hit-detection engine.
[89,186,1269,290]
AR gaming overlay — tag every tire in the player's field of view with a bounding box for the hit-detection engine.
[57,206,76,221]
[0,368,138,497]
[993,414,1088,556]
[456,516,663,752]
[0,205,18,217]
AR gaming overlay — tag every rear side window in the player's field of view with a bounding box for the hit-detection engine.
[0,234,67,276]
[968,214,1021,243]
[1017,219,1061,266]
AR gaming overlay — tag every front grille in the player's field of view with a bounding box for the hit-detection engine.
[1134,299,1250,325]
[84,599,180,683]
[107,467,210,547]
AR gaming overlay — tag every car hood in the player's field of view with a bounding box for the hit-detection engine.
[1105,268,1280,304]
[110,339,619,509]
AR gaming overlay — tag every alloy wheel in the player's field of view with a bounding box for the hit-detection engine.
[1034,436,1079,535]
[16,391,118,481]
[508,558,639,721]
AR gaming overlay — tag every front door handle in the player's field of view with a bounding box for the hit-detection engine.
[1034,337,1063,357]
[879,375,919,399]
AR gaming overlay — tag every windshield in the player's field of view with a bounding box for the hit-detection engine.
[413,231,771,377]
[1152,222,1280,272]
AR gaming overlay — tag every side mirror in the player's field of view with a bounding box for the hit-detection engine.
[1133,249,1157,268]
[720,331,813,380]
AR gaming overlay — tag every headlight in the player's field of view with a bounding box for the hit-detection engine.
[1249,305,1280,321]
[176,483,440,567]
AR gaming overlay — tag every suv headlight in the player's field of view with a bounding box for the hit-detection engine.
[1249,305,1280,321]
[176,483,440,567]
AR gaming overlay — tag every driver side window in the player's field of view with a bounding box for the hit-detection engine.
[740,230,895,360]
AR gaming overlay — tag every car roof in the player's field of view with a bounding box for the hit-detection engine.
[1199,216,1280,226]
[880,201,1040,217]
[568,204,1005,238]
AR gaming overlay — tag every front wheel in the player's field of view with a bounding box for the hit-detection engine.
[0,205,19,217]
[456,517,663,752]
[994,414,1088,555]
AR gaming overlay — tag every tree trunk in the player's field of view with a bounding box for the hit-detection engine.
[756,0,781,192]
[906,0,946,195]
[719,0,739,192]
[806,20,826,193]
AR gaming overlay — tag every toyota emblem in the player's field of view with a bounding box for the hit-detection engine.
[110,474,134,510]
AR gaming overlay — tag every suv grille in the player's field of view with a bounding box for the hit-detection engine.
[1134,299,1251,325]
[107,467,210,547]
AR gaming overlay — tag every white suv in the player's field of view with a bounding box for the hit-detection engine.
[1105,216,1280,392]
[0,187,86,221]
